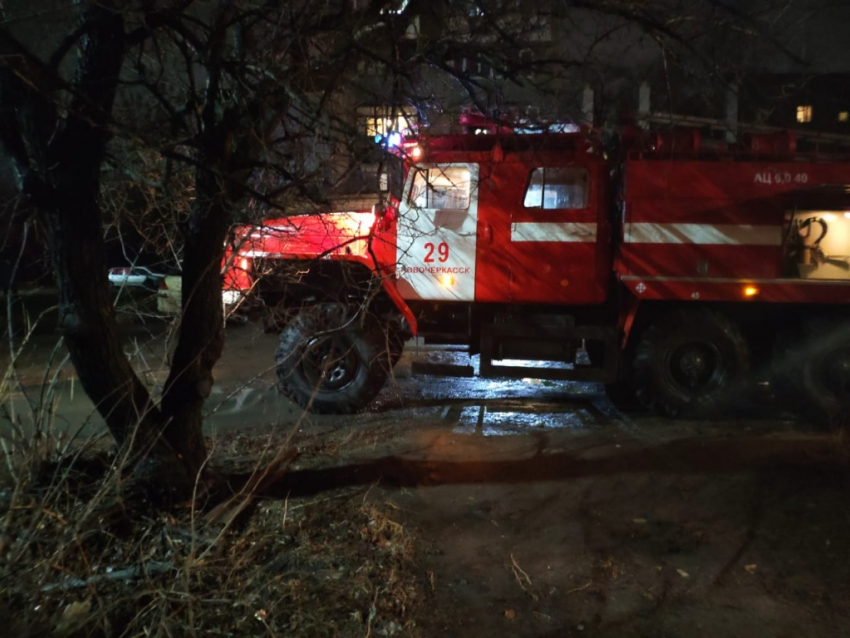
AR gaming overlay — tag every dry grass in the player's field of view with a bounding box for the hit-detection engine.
[0,317,424,637]
[0,443,424,637]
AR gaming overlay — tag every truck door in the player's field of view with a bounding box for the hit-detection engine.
[395,163,479,301]
[509,163,607,304]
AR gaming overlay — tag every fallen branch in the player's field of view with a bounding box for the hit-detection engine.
[205,446,299,527]
[42,561,173,591]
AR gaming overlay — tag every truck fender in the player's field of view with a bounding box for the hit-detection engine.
[379,276,418,337]
[329,253,419,337]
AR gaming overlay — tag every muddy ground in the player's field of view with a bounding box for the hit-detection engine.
[274,386,850,637]
[2,298,850,637]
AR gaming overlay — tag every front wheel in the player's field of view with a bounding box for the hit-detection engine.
[633,309,750,418]
[275,303,388,414]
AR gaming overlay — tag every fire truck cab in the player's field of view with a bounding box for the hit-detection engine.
[225,123,850,423]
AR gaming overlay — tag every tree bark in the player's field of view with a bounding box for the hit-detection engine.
[0,2,208,500]
[158,0,238,480]
[158,153,229,477]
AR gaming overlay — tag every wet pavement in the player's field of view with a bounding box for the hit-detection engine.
[0,312,799,444]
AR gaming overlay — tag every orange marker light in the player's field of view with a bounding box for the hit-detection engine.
[411,145,422,159]
[440,274,454,287]
[744,285,759,297]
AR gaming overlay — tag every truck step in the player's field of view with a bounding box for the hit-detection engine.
[479,322,620,384]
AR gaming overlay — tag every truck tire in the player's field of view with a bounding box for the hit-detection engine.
[275,303,388,414]
[585,341,642,411]
[775,315,850,427]
[633,309,750,418]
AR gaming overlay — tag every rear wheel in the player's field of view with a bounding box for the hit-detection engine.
[775,315,850,427]
[633,309,750,418]
[275,303,388,414]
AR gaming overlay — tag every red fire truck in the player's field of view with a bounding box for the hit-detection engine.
[223,122,850,422]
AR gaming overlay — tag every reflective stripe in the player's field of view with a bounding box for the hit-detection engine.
[510,222,597,243]
[625,223,782,246]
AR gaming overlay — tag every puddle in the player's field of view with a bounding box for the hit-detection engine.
[446,401,601,436]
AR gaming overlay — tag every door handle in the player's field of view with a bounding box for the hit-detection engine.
[483,224,493,244]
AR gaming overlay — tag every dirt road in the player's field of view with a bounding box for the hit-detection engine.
[3,315,850,637]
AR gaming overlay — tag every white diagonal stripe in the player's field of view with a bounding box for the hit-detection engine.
[511,222,597,243]
[625,223,782,246]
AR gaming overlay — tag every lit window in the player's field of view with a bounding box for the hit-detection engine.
[524,167,588,209]
[797,105,813,123]
[839,111,849,123]
[409,166,471,210]
[356,106,416,138]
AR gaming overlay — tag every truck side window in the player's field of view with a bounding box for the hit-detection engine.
[410,166,471,209]
[524,167,588,209]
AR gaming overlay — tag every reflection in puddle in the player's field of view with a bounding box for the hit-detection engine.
[450,405,594,436]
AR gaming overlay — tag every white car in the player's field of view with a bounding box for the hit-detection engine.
[108,266,165,290]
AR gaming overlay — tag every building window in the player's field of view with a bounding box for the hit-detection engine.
[360,164,389,192]
[468,58,493,79]
[448,56,494,79]
[526,13,552,42]
[519,48,534,78]
[524,167,588,210]
[356,106,417,138]
[796,105,813,123]
[357,57,385,75]
[839,111,849,123]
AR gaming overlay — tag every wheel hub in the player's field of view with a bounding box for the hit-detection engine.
[669,342,722,391]
[326,360,349,384]
[303,335,358,390]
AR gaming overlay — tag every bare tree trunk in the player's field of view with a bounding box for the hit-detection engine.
[0,1,207,501]
[159,155,230,476]
[158,0,237,480]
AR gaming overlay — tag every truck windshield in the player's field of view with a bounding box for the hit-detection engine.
[409,166,471,210]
